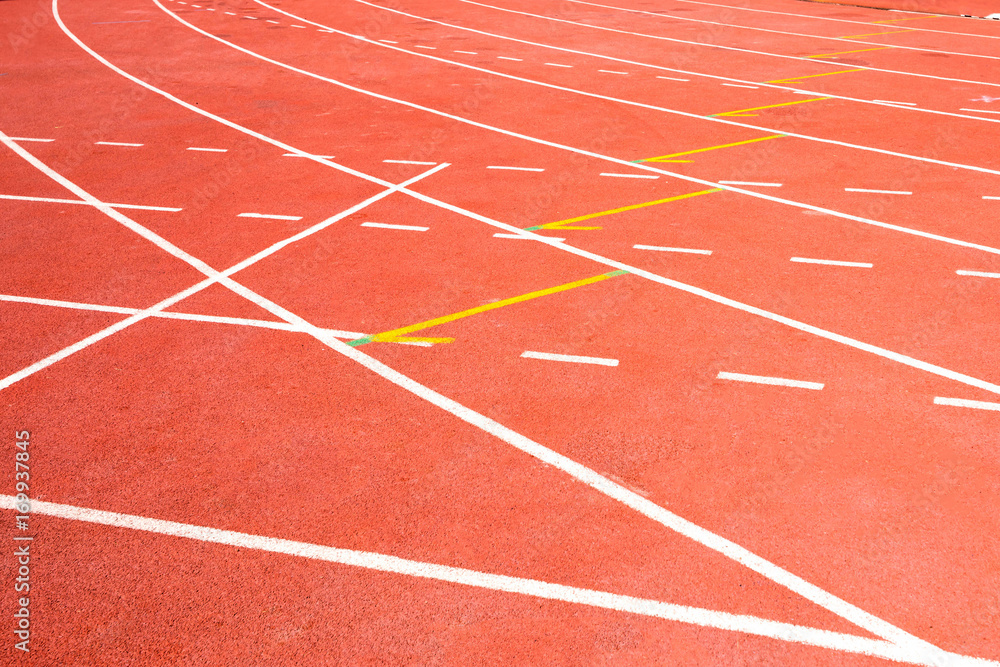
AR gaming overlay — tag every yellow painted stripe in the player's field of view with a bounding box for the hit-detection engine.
[806,46,894,59]
[711,97,830,118]
[839,30,914,39]
[642,135,786,163]
[766,68,865,84]
[366,270,628,343]
[535,189,721,230]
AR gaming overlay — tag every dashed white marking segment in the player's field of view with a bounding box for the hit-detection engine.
[983,196,1000,200]
[719,181,782,187]
[383,159,437,165]
[656,75,690,81]
[873,100,916,105]
[494,233,565,241]
[0,194,182,212]
[414,44,436,49]
[9,137,54,143]
[934,397,1000,412]
[225,11,235,15]
[718,371,824,390]
[633,244,712,255]
[522,351,619,366]
[545,62,573,67]
[791,257,873,268]
[487,165,545,172]
[600,172,658,179]
[94,141,143,147]
[845,188,912,195]
[497,56,522,61]
[956,269,1000,278]
[361,222,429,231]
[378,39,398,43]
[244,15,258,19]
[238,212,303,221]
[283,152,336,158]
[186,146,228,152]
[961,108,1000,114]
[455,50,478,54]
[722,83,759,89]
[599,69,628,74]
[290,24,306,28]
[266,19,278,23]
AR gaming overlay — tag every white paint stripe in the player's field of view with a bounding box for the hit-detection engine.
[455,50,478,54]
[185,146,228,152]
[522,351,619,366]
[718,181,782,187]
[956,269,1000,278]
[0,496,931,663]
[494,233,565,241]
[717,372,824,390]
[790,257,873,268]
[413,44,436,49]
[983,196,1000,200]
[599,69,628,74]
[94,141,143,147]
[43,14,1000,659]
[845,188,912,195]
[283,152,336,158]
[497,56,522,61]
[873,100,917,105]
[378,39,397,43]
[545,62,573,67]
[361,222,429,231]
[486,165,545,172]
[934,397,1000,412]
[656,76,689,81]
[383,159,437,165]
[600,172,658,179]
[9,137,54,142]
[722,83,759,88]
[961,108,1000,114]
[0,194,182,211]
[238,212,304,221]
[633,244,712,255]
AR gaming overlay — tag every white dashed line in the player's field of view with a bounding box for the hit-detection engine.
[718,181,783,187]
[599,70,628,75]
[378,39,398,43]
[361,222,429,231]
[494,233,565,242]
[790,257,873,268]
[497,56,523,61]
[983,195,1000,200]
[237,212,303,221]
[600,173,658,179]
[455,50,478,55]
[873,100,916,105]
[722,83,759,89]
[290,24,307,28]
[961,108,1000,114]
[717,372,824,390]
[283,153,336,159]
[414,45,436,49]
[845,188,912,195]
[521,351,619,366]
[633,245,712,255]
[487,165,545,172]
[186,147,228,152]
[956,269,1000,279]
[244,15,258,19]
[0,194,181,212]
[9,137,54,143]
[266,19,279,23]
[545,63,573,68]
[94,141,143,147]
[383,159,437,165]
[934,397,1000,412]
[656,76,690,82]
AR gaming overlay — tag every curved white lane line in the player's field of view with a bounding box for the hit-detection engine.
[563,0,1000,61]
[459,0,1000,89]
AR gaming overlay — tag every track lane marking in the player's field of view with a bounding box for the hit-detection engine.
[94,141,143,147]
[526,190,721,231]
[521,351,618,366]
[600,172,657,179]
[718,372,824,390]
[872,100,917,106]
[956,270,1000,278]
[806,46,894,59]
[0,194,182,211]
[487,165,544,171]
[656,75,689,81]
[845,188,912,195]
[9,137,54,142]
[791,257,873,268]
[766,68,865,84]
[185,146,228,152]
[934,397,1000,412]
[633,245,712,255]
[360,221,429,231]
[384,159,437,165]
[494,233,565,241]
[640,135,786,163]
[711,97,831,117]
[237,212,303,220]
[718,181,782,187]
[721,83,758,89]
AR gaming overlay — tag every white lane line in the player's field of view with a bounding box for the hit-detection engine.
[0,496,920,662]
[873,100,916,105]
[722,83,759,89]
[361,222,429,231]
[545,62,573,67]
[94,141,143,147]
[845,188,912,195]
[283,152,336,158]
[717,371,824,390]
[633,244,712,255]
[243,15,257,19]
[185,146,228,152]
[0,193,182,212]
[266,19,278,23]
[290,24,306,28]
[494,233,565,241]
[791,257,873,268]
[599,69,628,74]
[934,397,1000,412]
[455,50,478,54]
[497,56,522,61]
[956,269,1000,279]
[413,44,436,49]
[383,159,437,165]
[718,181,782,187]
[378,39,398,43]
[487,165,545,172]
[54,16,1000,658]
[9,137,54,142]
[600,172,658,179]
[983,196,1000,200]
[961,108,1000,114]
[656,75,689,81]
[522,351,619,366]
[237,212,304,221]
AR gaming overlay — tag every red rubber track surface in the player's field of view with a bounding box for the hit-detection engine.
[1,0,999,664]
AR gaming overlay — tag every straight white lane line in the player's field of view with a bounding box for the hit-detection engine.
[9,137,54,142]
[497,55,522,61]
[283,152,336,158]
[0,194,182,211]
[0,495,924,663]
[934,397,1000,412]
[600,172,658,179]
[487,165,545,172]
[599,69,628,74]
[378,39,397,43]
[185,146,228,152]
[656,75,689,81]
[494,233,565,241]
[717,371,824,391]
[383,159,437,165]
[791,257,873,268]
[455,50,478,54]
[718,181,782,187]
[545,62,573,67]
[983,196,1000,200]
[956,269,1000,278]
[522,351,619,366]
[94,141,143,147]
[238,212,303,221]
[845,188,913,195]
[722,83,759,89]
[961,108,1000,114]
[873,100,917,105]
[633,244,712,255]
[361,222,429,231]
[414,44,436,49]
